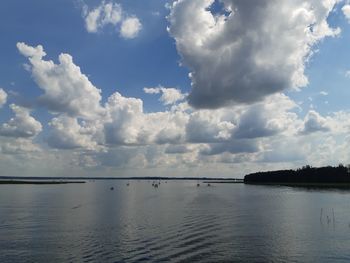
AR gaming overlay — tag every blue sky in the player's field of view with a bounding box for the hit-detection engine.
[1,0,350,177]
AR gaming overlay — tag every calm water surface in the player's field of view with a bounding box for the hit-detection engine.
[1,180,350,262]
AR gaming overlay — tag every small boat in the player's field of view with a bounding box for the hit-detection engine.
[207,183,211,187]
[197,183,200,187]
[110,187,114,190]
[126,183,130,186]
[154,183,158,188]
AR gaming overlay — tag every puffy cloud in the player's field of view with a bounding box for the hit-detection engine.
[0,88,7,108]
[342,4,350,22]
[0,104,42,138]
[17,42,103,119]
[299,110,330,135]
[186,109,235,143]
[233,105,280,139]
[168,0,340,108]
[47,115,101,150]
[84,1,122,32]
[144,86,187,105]
[16,42,46,59]
[120,17,142,39]
[104,92,188,145]
[82,1,141,38]
[104,92,144,145]
[1,138,41,155]
[186,93,299,143]
[233,94,300,138]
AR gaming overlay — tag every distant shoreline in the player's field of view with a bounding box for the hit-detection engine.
[0,176,241,181]
[202,180,244,184]
[244,165,350,188]
[0,180,86,184]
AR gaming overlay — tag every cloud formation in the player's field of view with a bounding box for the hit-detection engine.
[342,4,350,22]
[168,0,340,108]
[47,115,100,150]
[120,17,142,39]
[17,42,104,119]
[83,1,141,39]
[84,1,122,32]
[0,88,7,108]
[11,41,350,177]
[0,104,42,138]
[1,138,41,155]
[144,86,187,105]
[299,110,331,135]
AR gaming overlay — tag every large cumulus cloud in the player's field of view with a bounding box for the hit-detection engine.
[168,0,340,108]
[17,42,104,119]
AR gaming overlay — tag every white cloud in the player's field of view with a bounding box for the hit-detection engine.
[299,110,330,135]
[233,94,300,138]
[84,2,122,32]
[14,41,350,177]
[342,4,350,22]
[345,70,350,78]
[186,109,235,143]
[143,87,160,94]
[0,104,42,138]
[120,17,142,39]
[0,88,7,108]
[83,1,142,39]
[144,86,187,105]
[17,42,104,119]
[104,92,144,145]
[168,0,340,108]
[1,138,41,155]
[104,92,188,145]
[16,42,46,59]
[47,115,101,150]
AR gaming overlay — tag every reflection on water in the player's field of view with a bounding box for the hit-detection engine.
[1,181,350,262]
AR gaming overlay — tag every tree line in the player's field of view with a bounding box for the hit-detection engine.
[244,164,350,184]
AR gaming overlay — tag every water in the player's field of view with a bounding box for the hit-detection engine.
[1,181,350,262]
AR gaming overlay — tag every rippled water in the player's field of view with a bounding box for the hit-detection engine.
[1,181,350,262]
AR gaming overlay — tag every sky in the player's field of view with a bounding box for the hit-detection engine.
[1,0,350,178]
